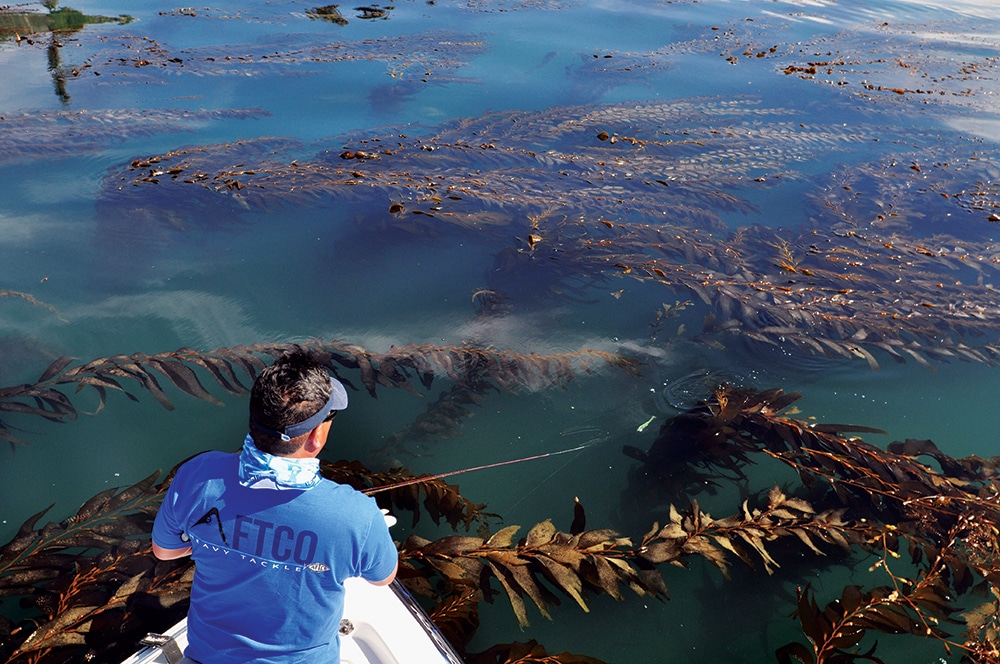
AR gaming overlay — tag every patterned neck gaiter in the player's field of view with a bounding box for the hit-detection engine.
[238,434,321,490]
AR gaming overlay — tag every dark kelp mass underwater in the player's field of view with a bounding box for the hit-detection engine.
[6,0,1000,662]
[5,347,1000,663]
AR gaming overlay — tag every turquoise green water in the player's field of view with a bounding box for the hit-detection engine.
[4,0,1000,661]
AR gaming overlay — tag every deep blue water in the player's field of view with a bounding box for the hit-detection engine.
[4,0,1000,661]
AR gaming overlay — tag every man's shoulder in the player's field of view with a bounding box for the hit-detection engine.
[173,449,237,480]
[312,479,380,510]
[315,478,371,498]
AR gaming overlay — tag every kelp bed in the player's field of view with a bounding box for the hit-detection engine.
[2,344,1000,663]
[6,0,1000,662]
[8,2,1000,369]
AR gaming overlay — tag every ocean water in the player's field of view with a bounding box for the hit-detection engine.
[3,0,1000,662]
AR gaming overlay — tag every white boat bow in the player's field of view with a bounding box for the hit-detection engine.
[121,577,464,664]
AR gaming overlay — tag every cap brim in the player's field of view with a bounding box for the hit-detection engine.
[329,376,349,410]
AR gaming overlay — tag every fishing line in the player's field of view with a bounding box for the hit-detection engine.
[362,438,600,495]
[501,436,603,514]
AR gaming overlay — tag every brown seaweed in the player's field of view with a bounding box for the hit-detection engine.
[0,340,638,449]
[776,20,1000,114]
[0,108,268,165]
[373,381,495,463]
[465,640,608,664]
[59,29,485,86]
[96,97,862,224]
[85,94,1000,370]
[659,11,1000,116]
[9,5,1000,662]
[0,469,191,662]
[621,385,1000,661]
[6,382,1000,662]
[321,458,495,531]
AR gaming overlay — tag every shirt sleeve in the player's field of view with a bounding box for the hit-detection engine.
[358,505,398,582]
[151,471,190,550]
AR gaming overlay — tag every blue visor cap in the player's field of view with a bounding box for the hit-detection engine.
[253,377,348,441]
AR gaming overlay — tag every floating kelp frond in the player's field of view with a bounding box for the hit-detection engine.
[97,96,882,230]
[320,458,495,531]
[0,470,165,597]
[623,384,999,516]
[0,469,192,661]
[622,382,1000,641]
[374,381,494,463]
[0,340,638,448]
[399,490,861,633]
[65,29,485,84]
[778,20,1000,112]
[779,581,955,664]
[91,99,1000,369]
[0,108,268,165]
[399,518,661,628]
[618,385,1000,660]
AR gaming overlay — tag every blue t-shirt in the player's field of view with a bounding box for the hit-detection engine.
[152,451,398,664]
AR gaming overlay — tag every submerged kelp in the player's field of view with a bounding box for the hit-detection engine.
[5,381,1000,663]
[0,340,629,663]
[0,108,268,164]
[0,339,637,449]
[98,97,872,223]
[774,19,1000,113]
[11,0,1000,379]
[55,29,485,86]
[92,103,1000,371]
[620,385,1000,663]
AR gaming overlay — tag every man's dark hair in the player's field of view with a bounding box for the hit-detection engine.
[249,352,332,455]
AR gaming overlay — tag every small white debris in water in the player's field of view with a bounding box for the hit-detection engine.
[637,415,656,432]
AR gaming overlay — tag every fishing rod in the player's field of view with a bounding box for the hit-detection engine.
[362,441,595,495]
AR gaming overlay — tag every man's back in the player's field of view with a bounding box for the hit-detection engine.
[153,450,397,664]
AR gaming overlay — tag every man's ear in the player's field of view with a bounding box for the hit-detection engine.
[302,421,331,456]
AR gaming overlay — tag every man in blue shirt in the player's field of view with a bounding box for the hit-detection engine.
[152,352,398,663]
